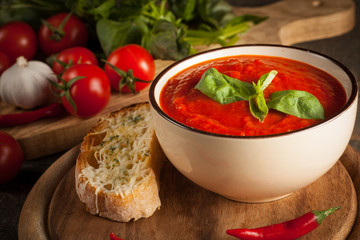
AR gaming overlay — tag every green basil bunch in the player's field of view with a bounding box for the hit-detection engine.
[79,0,267,60]
[0,0,267,61]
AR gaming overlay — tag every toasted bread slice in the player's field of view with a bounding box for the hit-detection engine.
[75,102,165,222]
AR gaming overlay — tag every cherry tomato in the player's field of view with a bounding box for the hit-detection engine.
[0,51,10,75]
[52,47,98,75]
[104,44,155,93]
[0,131,24,184]
[38,12,88,56]
[60,64,111,118]
[0,21,37,64]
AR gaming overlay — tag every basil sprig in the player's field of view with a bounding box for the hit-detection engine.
[195,68,325,121]
[248,70,277,121]
[194,68,255,104]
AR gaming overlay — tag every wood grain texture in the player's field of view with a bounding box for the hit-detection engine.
[236,0,355,45]
[0,0,355,160]
[19,145,357,240]
[340,145,360,239]
[18,146,80,240]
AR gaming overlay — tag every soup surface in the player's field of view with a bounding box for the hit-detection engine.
[160,56,346,136]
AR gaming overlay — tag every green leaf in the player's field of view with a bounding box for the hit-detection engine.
[96,19,148,56]
[141,0,178,24]
[96,18,147,56]
[185,21,247,47]
[197,0,234,28]
[194,68,255,104]
[246,71,276,121]
[247,70,276,121]
[223,74,256,101]
[249,92,268,122]
[0,0,66,28]
[168,0,197,22]
[142,19,191,60]
[267,90,325,119]
[184,13,267,47]
[86,0,116,20]
[227,14,268,26]
[67,0,150,21]
[256,70,278,92]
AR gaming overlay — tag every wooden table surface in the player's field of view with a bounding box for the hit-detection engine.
[1,0,359,239]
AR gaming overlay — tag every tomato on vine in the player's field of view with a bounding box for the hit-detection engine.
[104,44,155,93]
[51,64,111,118]
[0,21,37,64]
[52,47,98,75]
[0,131,24,184]
[38,12,88,56]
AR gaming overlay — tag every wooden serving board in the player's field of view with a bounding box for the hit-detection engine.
[18,145,359,240]
[0,0,355,160]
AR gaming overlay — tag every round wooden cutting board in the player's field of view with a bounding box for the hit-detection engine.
[19,145,358,240]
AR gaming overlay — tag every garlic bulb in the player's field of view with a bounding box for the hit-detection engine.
[0,56,58,109]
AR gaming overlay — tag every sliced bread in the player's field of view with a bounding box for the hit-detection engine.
[75,102,165,222]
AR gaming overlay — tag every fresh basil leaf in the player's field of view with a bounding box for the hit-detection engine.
[195,68,240,104]
[256,70,278,92]
[197,0,234,28]
[247,70,276,122]
[247,70,276,121]
[195,68,255,104]
[142,20,191,60]
[267,90,325,119]
[223,74,256,100]
[249,92,268,122]
[96,18,147,56]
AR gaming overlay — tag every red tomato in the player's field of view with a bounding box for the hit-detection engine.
[0,131,24,184]
[60,64,111,118]
[38,12,88,56]
[104,44,155,93]
[0,21,37,64]
[52,47,98,75]
[0,51,10,75]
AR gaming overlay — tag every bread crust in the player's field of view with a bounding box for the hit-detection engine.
[75,102,165,222]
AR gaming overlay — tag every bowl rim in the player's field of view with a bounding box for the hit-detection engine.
[149,44,358,139]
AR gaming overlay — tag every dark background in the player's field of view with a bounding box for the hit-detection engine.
[1,0,359,239]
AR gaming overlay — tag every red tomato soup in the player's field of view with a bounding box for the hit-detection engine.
[160,56,347,136]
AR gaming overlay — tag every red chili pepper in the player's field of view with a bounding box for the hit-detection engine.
[226,206,340,240]
[109,232,124,240]
[0,102,65,127]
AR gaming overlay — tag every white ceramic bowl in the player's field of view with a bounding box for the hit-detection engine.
[149,44,358,203]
